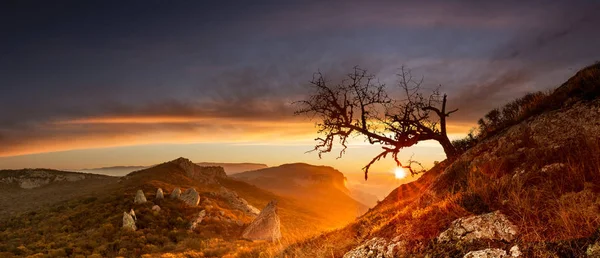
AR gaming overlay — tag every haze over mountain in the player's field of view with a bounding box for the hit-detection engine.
[77,162,268,177]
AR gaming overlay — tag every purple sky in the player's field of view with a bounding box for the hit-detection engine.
[1,0,599,171]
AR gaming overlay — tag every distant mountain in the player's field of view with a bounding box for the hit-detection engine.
[233,163,369,219]
[195,162,268,174]
[78,162,268,177]
[0,169,118,218]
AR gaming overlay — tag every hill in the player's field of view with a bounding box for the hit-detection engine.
[196,162,268,175]
[233,163,368,223]
[0,169,118,218]
[0,158,365,257]
[284,63,600,257]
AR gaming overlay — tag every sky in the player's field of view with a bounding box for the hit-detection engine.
[1,0,599,175]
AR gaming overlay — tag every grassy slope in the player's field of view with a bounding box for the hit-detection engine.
[284,63,600,257]
[0,161,364,257]
[233,163,368,228]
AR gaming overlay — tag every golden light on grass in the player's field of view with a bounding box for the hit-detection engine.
[394,167,407,179]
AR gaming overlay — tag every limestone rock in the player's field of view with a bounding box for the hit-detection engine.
[122,212,136,231]
[509,245,522,257]
[241,200,281,242]
[170,187,181,199]
[179,188,200,206]
[463,248,508,258]
[156,188,164,199]
[134,190,147,204]
[190,210,207,230]
[343,237,406,258]
[152,205,161,212]
[438,211,518,243]
[219,187,260,215]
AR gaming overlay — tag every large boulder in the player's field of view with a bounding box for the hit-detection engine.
[170,187,181,199]
[219,187,260,216]
[241,200,281,242]
[122,212,136,231]
[343,237,406,258]
[156,188,164,199]
[438,211,518,243]
[134,190,147,204]
[179,188,200,206]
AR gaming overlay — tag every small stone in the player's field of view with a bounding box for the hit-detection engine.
[122,212,136,231]
[190,210,206,230]
[170,187,181,199]
[129,209,137,221]
[134,190,147,204]
[152,205,161,212]
[156,188,164,199]
[510,245,522,257]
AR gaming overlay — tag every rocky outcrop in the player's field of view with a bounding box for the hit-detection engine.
[219,187,260,215]
[343,237,406,258]
[170,187,181,199]
[190,210,207,230]
[463,246,521,258]
[170,157,226,184]
[241,200,281,242]
[179,188,200,206]
[122,212,136,231]
[156,188,164,199]
[438,211,518,243]
[134,190,147,204]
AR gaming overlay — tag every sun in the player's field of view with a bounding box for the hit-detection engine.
[394,167,407,179]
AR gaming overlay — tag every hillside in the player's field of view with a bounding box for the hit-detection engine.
[233,163,368,224]
[0,158,365,257]
[284,63,600,257]
[0,169,119,218]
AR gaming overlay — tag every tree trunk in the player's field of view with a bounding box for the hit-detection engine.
[438,135,458,159]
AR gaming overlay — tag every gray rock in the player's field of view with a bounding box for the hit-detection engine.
[438,211,518,243]
[134,190,147,204]
[463,248,508,258]
[152,205,161,212]
[242,200,281,242]
[170,187,181,199]
[190,210,207,230]
[179,188,200,206]
[343,237,407,258]
[122,212,136,231]
[156,188,164,199]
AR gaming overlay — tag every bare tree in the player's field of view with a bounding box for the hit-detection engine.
[295,66,458,180]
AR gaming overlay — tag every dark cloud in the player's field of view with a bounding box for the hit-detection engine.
[1,0,599,156]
